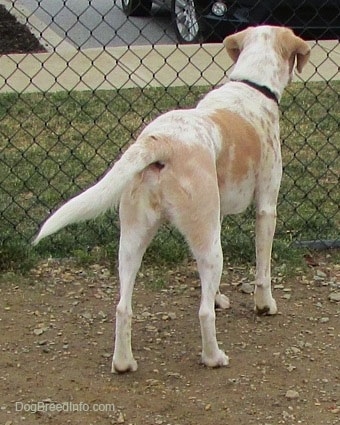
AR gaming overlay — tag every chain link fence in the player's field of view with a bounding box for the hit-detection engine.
[0,0,339,269]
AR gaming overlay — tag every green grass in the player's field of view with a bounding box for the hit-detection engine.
[0,82,339,272]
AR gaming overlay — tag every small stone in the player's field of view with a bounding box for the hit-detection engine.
[167,372,181,378]
[82,311,92,320]
[33,328,44,336]
[168,312,177,320]
[329,292,340,302]
[316,270,327,278]
[98,311,107,319]
[240,282,254,294]
[319,317,330,323]
[117,411,125,423]
[285,389,299,399]
[205,403,212,411]
[313,275,324,281]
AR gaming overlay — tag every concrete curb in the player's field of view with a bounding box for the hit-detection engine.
[1,40,339,94]
[0,44,229,93]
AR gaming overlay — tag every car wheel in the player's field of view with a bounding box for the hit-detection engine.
[171,0,202,43]
[122,0,152,17]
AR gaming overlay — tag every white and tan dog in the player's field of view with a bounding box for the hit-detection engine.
[34,26,310,373]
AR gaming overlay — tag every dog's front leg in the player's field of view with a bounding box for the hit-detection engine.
[254,206,278,315]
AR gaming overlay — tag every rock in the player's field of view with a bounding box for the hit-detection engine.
[215,293,230,309]
[285,389,299,399]
[240,282,254,294]
[82,311,92,320]
[33,328,44,336]
[98,310,107,319]
[291,347,301,355]
[319,317,330,323]
[117,411,125,423]
[329,292,340,302]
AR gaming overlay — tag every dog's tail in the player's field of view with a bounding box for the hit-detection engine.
[33,135,170,245]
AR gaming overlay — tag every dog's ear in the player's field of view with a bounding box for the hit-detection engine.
[279,29,311,73]
[295,38,311,73]
[224,28,251,63]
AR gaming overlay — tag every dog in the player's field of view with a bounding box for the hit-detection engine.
[34,26,310,373]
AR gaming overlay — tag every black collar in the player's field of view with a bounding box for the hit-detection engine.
[230,79,280,105]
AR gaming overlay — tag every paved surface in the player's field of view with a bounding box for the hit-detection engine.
[0,0,339,94]
[6,0,176,49]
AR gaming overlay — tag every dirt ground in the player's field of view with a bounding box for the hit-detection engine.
[0,5,45,55]
[0,252,339,425]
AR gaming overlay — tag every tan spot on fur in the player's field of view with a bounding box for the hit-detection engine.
[153,141,220,253]
[209,110,261,187]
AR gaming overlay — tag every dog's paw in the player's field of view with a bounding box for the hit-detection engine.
[111,357,138,374]
[215,293,230,309]
[202,349,229,368]
[254,297,278,316]
[254,286,278,316]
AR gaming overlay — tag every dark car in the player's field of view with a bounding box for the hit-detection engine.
[122,0,340,43]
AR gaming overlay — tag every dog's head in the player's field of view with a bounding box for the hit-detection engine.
[224,26,310,86]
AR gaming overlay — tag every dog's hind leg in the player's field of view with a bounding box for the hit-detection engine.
[194,232,229,368]
[112,185,161,373]
[169,158,229,368]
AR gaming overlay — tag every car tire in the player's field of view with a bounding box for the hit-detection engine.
[122,0,152,17]
[171,0,202,43]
